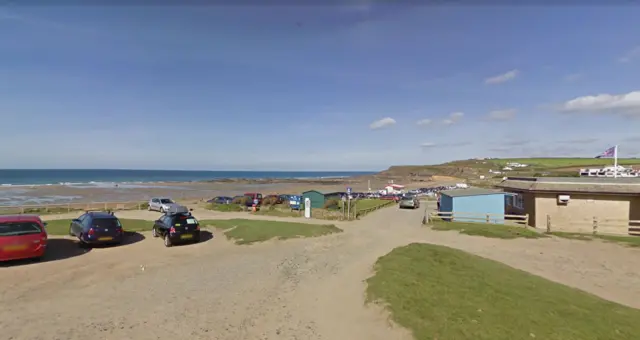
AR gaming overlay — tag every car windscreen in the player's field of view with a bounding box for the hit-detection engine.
[0,222,42,237]
[160,199,173,204]
[92,218,121,228]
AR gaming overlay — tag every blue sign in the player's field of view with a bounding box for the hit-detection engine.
[347,187,352,194]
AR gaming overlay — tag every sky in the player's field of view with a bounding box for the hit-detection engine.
[1,4,639,171]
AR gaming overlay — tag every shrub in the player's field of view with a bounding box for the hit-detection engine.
[206,203,245,212]
[323,198,340,209]
[262,196,279,206]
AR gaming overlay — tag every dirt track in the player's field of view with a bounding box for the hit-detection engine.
[2,204,640,340]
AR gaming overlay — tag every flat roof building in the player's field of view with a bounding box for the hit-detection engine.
[497,177,640,235]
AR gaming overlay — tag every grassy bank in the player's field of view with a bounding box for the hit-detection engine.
[44,218,153,235]
[366,243,640,340]
[551,232,640,247]
[201,218,342,245]
[205,203,246,212]
[431,220,546,239]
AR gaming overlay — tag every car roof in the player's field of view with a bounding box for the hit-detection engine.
[0,214,42,223]
[86,211,117,219]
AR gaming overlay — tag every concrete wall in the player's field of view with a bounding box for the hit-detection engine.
[534,193,632,234]
[452,194,506,224]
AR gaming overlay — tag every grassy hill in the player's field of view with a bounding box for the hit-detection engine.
[381,158,640,184]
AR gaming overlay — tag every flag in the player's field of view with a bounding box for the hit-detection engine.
[595,146,616,158]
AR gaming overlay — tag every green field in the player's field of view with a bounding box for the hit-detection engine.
[201,218,342,244]
[431,220,546,239]
[491,158,640,168]
[44,218,153,235]
[383,157,639,180]
[366,243,640,340]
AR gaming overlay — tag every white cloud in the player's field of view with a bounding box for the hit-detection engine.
[487,108,517,121]
[618,46,640,63]
[416,118,432,126]
[484,69,519,85]
[369,117,396,129]
[558,90,640,117]
[563,73,583,82]
[420,142,437,148]
[442,111,464,125]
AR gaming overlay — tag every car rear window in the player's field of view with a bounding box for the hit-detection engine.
[0,222,42,237]
[173,215,198,226]
[92,218,122,228]
[160,199,173,204]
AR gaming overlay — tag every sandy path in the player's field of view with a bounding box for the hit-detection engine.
[2,203,640,340]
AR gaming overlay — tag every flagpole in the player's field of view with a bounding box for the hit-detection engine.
[614,145,619,178]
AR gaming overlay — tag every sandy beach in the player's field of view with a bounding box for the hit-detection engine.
[0,174,457,207]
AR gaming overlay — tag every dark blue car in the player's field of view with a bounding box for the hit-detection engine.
[207,196,233,204]
[69,211,124,247]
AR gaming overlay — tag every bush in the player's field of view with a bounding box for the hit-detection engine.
[206,203,245,212]
[139,201,150,210]
[323,198,340,210]
[262,196,279,206]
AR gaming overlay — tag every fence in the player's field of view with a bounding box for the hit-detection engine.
[424,211,530,227]
[544,215,640,236]
[0,201,148,215]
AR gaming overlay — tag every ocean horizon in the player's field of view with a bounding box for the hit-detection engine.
[0,169,376,186]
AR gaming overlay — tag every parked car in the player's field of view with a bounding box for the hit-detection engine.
[0,215,48,262]
[399,196,420,209]
[152,205,200,247]
[69,211,124,247]
[207,196,233,204]
[148,197,178,213]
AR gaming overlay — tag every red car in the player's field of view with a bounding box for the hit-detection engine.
[0,215,48,262]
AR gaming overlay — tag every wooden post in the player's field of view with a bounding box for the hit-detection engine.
[104,202,108,210]
[592,216,598,235]
[20,206,24,214]
[546,214,551,233]
[67,203,70,212]
[524,214,529,227]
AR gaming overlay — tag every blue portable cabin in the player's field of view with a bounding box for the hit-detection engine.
[439,188,507,224]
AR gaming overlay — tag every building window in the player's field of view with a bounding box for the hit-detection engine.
[507,194,524,209]
[514,194,524,209]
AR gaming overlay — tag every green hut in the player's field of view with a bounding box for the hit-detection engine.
[301,190,331,209]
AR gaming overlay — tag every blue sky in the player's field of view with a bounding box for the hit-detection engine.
[1,4,639,171]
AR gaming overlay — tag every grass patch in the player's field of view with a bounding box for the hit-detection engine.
[202,218,342,244]
[253,208,301,218]
[366,243,640,340]
[551,232,640,247]
[356,199,389,211]
[205,203,245,212]
[431,220,546,239]
[43,218,153,235]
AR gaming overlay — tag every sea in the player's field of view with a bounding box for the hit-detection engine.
[0,169,375,187]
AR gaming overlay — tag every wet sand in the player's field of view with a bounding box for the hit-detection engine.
[0,175,455,206]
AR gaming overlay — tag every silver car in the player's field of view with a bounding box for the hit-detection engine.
[399,196,420,209]
[148,197,177,212]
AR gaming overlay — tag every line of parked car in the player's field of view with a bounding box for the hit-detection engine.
[0,204,203,263]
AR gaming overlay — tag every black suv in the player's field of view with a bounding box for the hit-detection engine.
[152,205,201,247]
[69,211,124,247]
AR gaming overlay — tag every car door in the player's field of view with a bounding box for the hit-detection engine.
[150,198,159,211]
[71,214,86,236]
[158,216,171,235]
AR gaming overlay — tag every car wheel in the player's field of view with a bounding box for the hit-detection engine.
[152,227,158,238]
[68,226,74,236]
[78,235,88,249]
[160,207,165,213]
[147,205,151,211]
[164,234,172,247]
